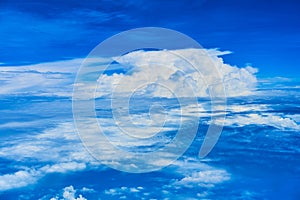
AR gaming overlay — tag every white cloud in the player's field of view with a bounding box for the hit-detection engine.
[0,169,41,191]
[48,185,87,200]
[0,58,82,74]
[173,169,230,188]
[104,186,144,197]
[62,186,87,200]
[0,58,107,96]
[0,120,45,129]
[42,162,86,173]
[95,48,257,98]
[0,163,88,191]
[286,114,300,123]
[0,48,258,97]
[196,191,209,198]
[214,113,300,130]
[224,104,270,113]
[168,157,231,187]
[80,187,96,193]
[101,158,231,199]
[0,69,73,96]
[258,76,292,84]
[0,122,94,163]
[0,122,99,191]
[45,186,95,200]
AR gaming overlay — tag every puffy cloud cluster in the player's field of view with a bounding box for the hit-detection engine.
[101,157,231,199]
[96,48,258,98]
[50,185,87,200]
[172,169,230,188]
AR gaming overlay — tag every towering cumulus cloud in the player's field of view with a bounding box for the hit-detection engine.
[97,48,258,98]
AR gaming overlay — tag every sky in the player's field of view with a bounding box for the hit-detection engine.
[0,1,300,199]
[0,0,300,77]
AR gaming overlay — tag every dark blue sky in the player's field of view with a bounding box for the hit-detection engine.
[1,0,299,77]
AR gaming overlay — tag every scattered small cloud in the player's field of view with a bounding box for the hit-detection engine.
[172,169,230,188]
[49,185,87,200]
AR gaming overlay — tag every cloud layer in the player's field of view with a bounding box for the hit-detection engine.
[0,122,98,191]
[1,48,257,98]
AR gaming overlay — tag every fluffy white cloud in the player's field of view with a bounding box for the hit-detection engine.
[95,48,257,98]
[49,185,87,200]
[172,169,230,188]
[62,186,87,200]
[0,169,40,191]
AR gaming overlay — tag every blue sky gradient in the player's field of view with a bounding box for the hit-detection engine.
[1,1,300,199]
[1,0,299,77]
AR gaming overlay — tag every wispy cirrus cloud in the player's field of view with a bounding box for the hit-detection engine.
[0,59,81,96]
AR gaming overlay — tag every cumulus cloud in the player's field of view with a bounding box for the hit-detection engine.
[0,169,40,191]
[172,169,230,188]
[50,185,87,200]
[95,48,258,98]
[62,186,87,200]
